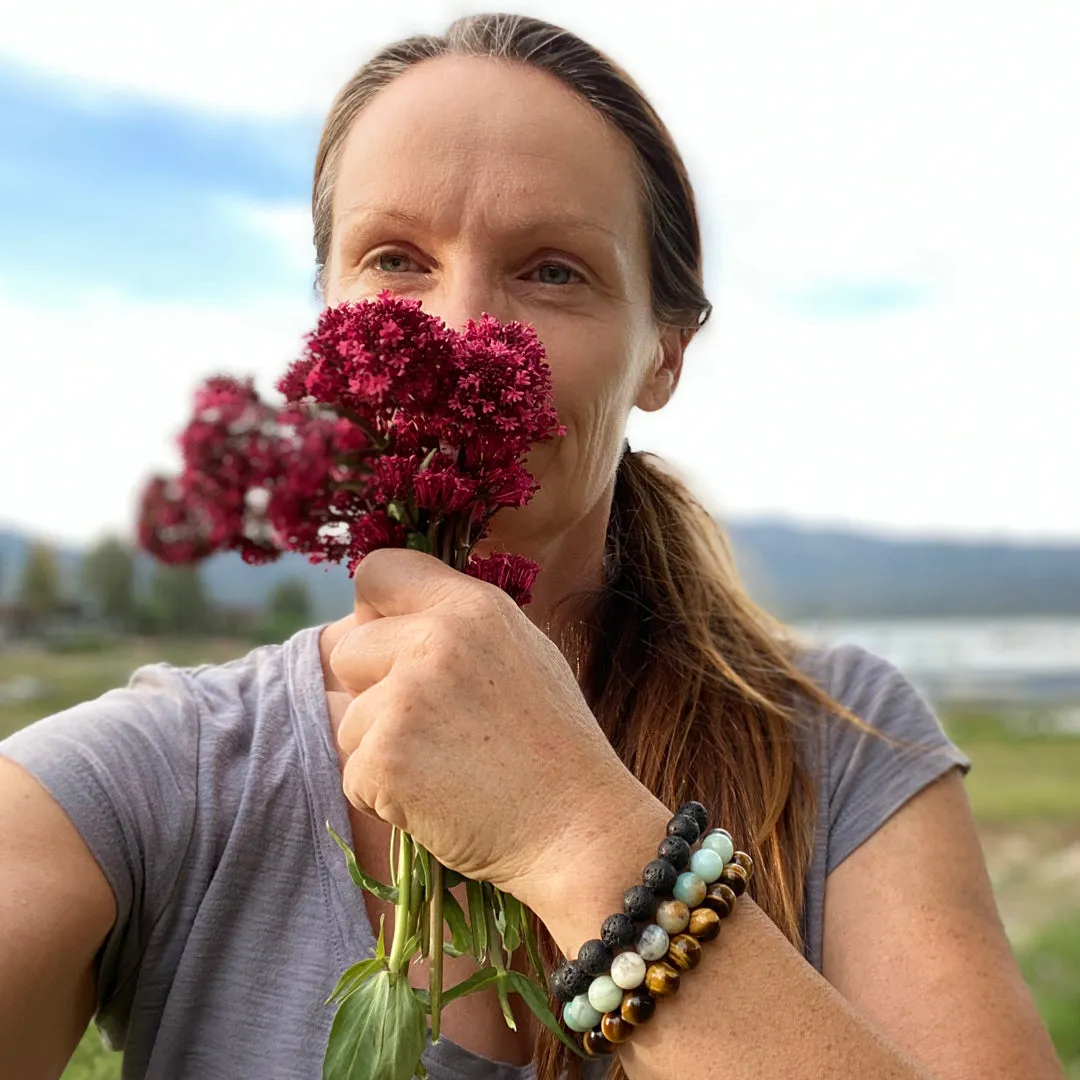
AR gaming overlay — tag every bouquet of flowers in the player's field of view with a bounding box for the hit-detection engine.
[137,292,581,1079]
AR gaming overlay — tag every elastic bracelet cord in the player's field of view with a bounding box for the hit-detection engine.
[549,801,754,1057]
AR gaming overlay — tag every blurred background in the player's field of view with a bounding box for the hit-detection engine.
[0,1,1077,1075]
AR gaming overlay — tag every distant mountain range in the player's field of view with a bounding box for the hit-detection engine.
[1,521,1078,622]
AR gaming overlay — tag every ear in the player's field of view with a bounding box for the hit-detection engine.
[635,326,687,413]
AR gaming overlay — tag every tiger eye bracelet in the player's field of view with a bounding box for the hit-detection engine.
[549,801,755,1056]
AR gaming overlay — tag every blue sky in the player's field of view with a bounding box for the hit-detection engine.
[0,0,1077,544]
[0,61,317,304]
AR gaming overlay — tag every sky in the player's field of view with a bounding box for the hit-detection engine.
[0,0,1077,546]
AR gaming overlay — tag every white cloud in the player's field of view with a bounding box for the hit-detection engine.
[0,292,317,546]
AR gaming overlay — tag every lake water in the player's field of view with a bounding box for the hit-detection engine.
[792,617,1080,708]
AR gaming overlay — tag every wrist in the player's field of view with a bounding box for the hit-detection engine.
[515,780,672,958]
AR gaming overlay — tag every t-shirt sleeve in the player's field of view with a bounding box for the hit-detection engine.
[0,663,199,1018]
[808,642,971,876]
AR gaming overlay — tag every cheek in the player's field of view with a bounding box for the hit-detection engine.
[542,321,647,439]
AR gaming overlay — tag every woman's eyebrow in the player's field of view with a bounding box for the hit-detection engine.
[336,205,618,242]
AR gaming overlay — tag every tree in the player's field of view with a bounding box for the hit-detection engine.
[18,543,63,625]
[269,579,312,623]
[143,564,214,637]
[81,535,136,630]
[253,578,313,643]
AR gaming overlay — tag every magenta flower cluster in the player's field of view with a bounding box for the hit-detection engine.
[138,292,564,605]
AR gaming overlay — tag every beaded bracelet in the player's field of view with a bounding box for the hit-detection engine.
[548,801,754,1057]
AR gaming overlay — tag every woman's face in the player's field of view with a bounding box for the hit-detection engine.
[324,56,683,555]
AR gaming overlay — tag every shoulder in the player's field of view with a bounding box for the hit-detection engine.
[795,641,971,875]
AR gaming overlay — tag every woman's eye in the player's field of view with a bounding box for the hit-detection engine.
[532,262,581,286]
[374,252,418,273]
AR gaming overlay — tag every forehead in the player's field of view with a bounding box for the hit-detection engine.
[332,55,644,242]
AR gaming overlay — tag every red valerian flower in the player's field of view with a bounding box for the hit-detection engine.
[465,551,541,607]
[138,292,561,605]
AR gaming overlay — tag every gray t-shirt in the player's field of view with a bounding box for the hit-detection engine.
[0,628,969,1080]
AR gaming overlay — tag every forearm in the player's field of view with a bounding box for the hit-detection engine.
[530,798,934,1080]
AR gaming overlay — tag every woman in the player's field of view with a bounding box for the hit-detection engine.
[0,13,1063,1080]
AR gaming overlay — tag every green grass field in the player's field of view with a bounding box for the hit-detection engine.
[1,641,1076,1079]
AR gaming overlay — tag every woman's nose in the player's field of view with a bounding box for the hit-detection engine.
[426,265,509,330]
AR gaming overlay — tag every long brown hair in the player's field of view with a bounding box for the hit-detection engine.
[312,14,851,1079]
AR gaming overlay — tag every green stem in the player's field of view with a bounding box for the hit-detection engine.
[388,832,413,976]
[430,860,444,1041]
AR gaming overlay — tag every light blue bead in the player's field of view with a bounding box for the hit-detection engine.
[690,847,725,883]
[567,993,603,1032]
[587,975,624,1014]
[673,871,706,907]
[563,1001,590,1033]
[701,829,735,864]
[636,924,670,962]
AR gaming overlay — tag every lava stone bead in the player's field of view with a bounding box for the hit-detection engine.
[577,938,613,977]
[623,884,658,922]
[656,835,692,872]
[676,800,710,833]
[642,858,678,894]
[600,912,637,949]
[665,813,701,845]
[550,959,590,1002]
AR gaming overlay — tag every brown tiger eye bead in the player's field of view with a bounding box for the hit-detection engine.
[601,1011,634,1044]
[620,989,657,1026]
[732,851,754,880]
[583,1029,616,1056]
[644,961,681,997]
[666,932,703,971]
[687,905,721,941]
[702,882,737,918]
[719,862,749,897]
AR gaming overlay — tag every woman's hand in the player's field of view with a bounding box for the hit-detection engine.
[329,547,660,910]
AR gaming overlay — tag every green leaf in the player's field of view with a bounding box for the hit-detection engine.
[414,846,431,899]
[325,957,389,1005]
[406,532,433,554]
[495,975,518,1032]
[495,890,522,953]
[441,967,501,1007]
[375,915,387,961]
[326,822,399,903]
[521,907,546,983]
[466,880,487,961]
[441,891,471,958]
[503,970,585,1058]
[323,971,427,1080]
[386,500,409,524]
[442,869,465,889]
[412,987,432,1012]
